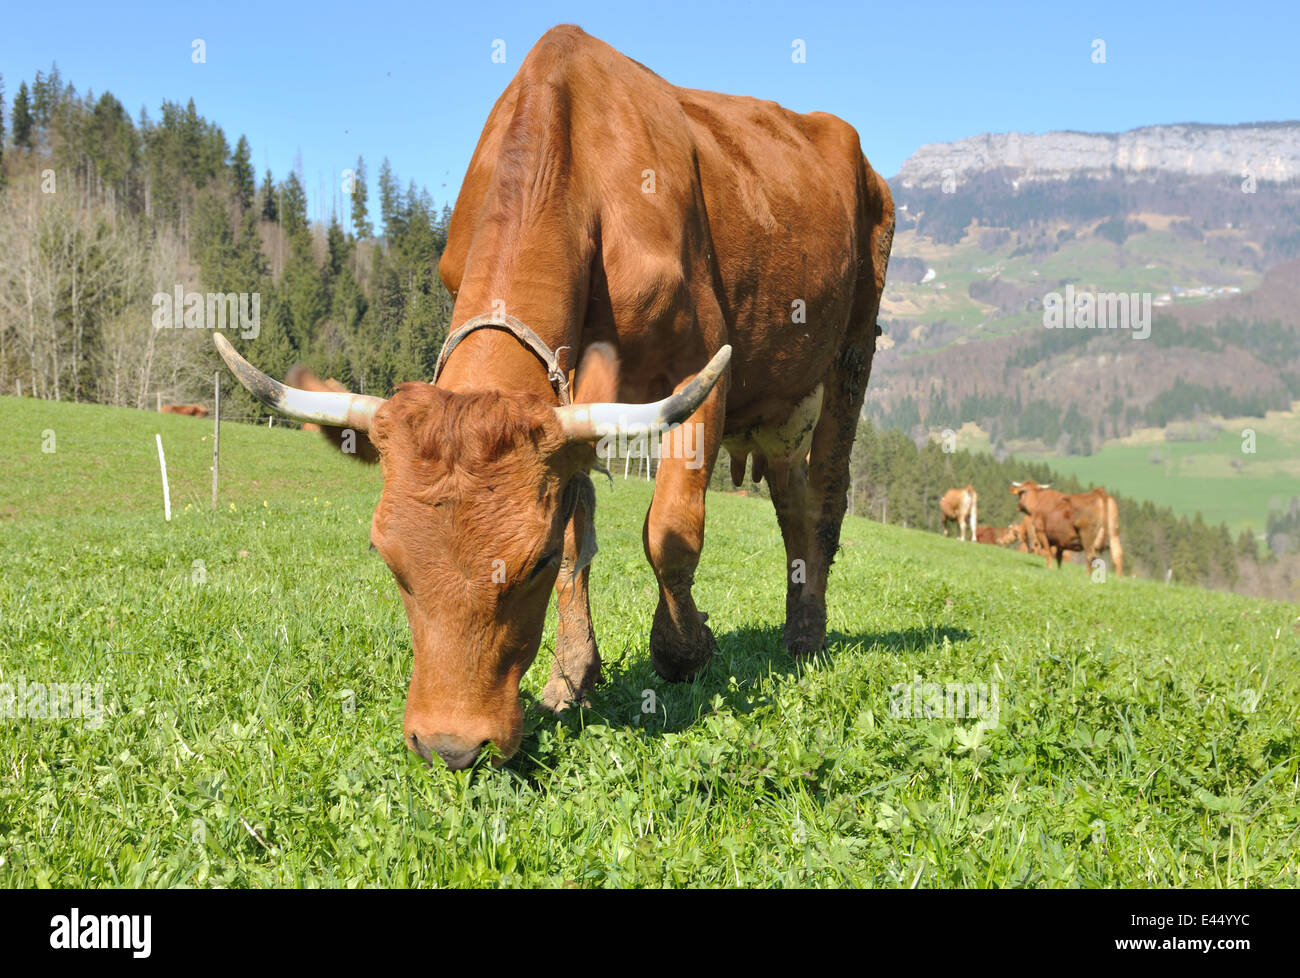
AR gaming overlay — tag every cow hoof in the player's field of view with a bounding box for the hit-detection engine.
[783,633,825,658]
[540,680,592,714]
[649,608,716,682]
[540,649,602,714]
[783,604,826,658]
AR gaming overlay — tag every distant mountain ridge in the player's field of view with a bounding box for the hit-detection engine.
[869,120,1300,462]
[896,122,1300,187]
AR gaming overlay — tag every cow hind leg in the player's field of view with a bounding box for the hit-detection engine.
[767,454,819,656]
[777,342,873,657]
[541,500,601,712]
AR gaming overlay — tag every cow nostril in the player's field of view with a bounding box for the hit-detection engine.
[428,734,485,771]
[407,732,434,764]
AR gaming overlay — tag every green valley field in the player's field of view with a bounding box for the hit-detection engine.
[1,395,1298,887]
[1013,406,1300,537]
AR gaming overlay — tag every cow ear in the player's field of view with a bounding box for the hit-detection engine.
[572,342,620,404]
[284,364,380,464]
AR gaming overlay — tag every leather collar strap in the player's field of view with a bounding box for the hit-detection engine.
[432,313,572,405]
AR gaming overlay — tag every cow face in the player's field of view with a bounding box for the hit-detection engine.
[367,385,587,769]
[1009,480,1051,514]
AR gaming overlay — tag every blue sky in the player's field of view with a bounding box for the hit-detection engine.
[3,0,1296,222]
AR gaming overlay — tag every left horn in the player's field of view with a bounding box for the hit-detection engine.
[213,333,385,430]
[555,345,731,441]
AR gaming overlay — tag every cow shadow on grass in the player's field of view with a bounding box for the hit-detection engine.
[509,621,972,779]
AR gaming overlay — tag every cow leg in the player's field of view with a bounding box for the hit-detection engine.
[775,343,873,657]
[541,500,601,712]
[644,388,724,682]
[767,455,821,655]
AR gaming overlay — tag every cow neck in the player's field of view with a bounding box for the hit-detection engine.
[433,314,572,406]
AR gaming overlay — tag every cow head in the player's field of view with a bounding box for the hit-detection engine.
[1009,480,1052,514]
[213,334,729,770]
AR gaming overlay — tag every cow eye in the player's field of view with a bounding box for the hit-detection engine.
[527,551,561,582]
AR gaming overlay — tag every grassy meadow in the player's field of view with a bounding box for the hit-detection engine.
[1,394,1298,887]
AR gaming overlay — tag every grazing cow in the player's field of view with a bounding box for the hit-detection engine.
[160,404,209,417]
[1009,480,1124,576]
[940,485,978,541]
[215,25,894,769]
[975,525,1018,546]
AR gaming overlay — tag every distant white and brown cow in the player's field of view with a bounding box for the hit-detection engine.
[940,485,978,541]
[160,404,209,417]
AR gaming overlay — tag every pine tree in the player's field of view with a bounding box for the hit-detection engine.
[350,156,371,239]
[377,157,404,242]
[280,171,308,239]
[31,63,61,125]
[11,80,34,149]
[325,215,349,281]
[231,135,254,211]
[1237,529,1258,562]
[0,75,6,186]
[260,169,277,222]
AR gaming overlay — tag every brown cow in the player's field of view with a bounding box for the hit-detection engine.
[939,485,978,541]
[1011,514,1050,556]
[160,404,209,417]
[1009,480,1124,576]
[975,525,1019,546]
[215,25,894,769]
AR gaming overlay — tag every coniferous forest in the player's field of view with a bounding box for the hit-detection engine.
[0,65,452,421]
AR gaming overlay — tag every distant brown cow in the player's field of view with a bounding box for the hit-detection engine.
[975,525,1019,546]
[1009,480,1124,576]
[160,404,209,417]
[940,485,978,541]
[1011,514,1050,556]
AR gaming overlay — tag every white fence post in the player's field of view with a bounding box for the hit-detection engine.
[156,434,171,522]
[211,372,220,509]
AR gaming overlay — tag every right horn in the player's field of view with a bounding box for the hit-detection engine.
[213,333,385,430]
[555,345,731,441]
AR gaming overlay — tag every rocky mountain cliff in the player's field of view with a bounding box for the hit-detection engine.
[872,121,1300,458]
[896,122,1300,187]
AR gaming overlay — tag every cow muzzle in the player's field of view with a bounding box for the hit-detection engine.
[408,731,489,770]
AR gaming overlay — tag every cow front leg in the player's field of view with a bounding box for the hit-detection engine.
[541,500,601,712]
[645,388,723,683]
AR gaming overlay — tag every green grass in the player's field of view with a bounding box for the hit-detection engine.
[2,395,1299,887]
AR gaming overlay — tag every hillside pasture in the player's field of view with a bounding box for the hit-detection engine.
[1,395,1298,887]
